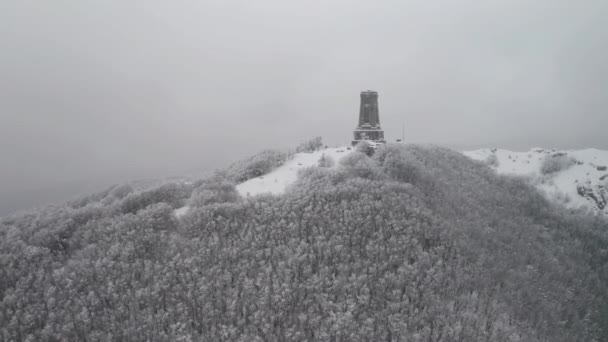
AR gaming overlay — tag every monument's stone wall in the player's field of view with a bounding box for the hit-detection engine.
[353,90,385,146]
[358,91,380,127]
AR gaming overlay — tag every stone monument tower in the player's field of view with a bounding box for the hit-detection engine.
[352,90,385,146]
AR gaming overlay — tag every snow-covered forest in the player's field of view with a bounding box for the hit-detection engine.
[1,144,607,341]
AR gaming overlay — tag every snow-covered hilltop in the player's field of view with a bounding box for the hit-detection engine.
[232,145,608,216]
[236,147,354,196]
[6,144,608,341]
[175,146,355,217]
[176,145,608,218]
[464,148,608,215]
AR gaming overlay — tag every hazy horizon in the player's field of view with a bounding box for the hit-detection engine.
[2,0,608,215]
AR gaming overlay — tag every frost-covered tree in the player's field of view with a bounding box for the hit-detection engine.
[317,153,335,168]
[355,140,374,156]
[225,150,288,182]
[188,177,240,207]
[540,153,576,175]
[295,136,323,153]
[485,153,500,167]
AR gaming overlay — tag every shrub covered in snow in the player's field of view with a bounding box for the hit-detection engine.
[68,184,134,209]
[295,136,323,153]
[108,184,135,200]
[374,144,430,187]
[540,154,576,175]
[339,151,382,179]
[317,154,335,168]
[188,177,240,207]
[117,182,192,214]
[355,140,374,156]
[225,150,288,183]
[485,153,500,167]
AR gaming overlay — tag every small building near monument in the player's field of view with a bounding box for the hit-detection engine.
[352,90,386,146]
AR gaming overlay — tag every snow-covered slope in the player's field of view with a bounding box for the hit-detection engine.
[236,147,353,197]
[172,147,354,217]
[464,148,608,215]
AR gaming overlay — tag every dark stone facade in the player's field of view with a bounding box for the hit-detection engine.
[352,90,385,146]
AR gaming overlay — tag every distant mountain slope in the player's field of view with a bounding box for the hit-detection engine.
[464,148,608,215]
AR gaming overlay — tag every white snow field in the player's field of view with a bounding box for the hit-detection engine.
[174,205,190,218]
[236,147,353,197]
[464,148,608,215]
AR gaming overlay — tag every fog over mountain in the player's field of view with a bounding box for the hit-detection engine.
[1,0,608,214]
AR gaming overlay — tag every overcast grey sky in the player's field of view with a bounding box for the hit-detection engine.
[1,0,607,214]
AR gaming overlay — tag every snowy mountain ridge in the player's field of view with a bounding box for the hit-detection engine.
[463,148,608,216]
[174,145,608,218]
[235,145,608,217]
